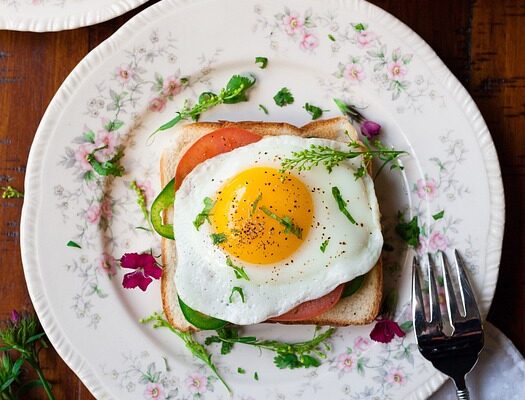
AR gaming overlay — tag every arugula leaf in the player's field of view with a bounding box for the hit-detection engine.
[258,104,269,114]
[331,187,357,224]
[229,287,245,303]
[205,326,238,355]
[260,206,302,239]
[432,210,445,221]
[86,146,125,177]
[273,87,294,107]
[1,186,24,199]
[304,103,325,120]
[141,313,231,393]
[153,74,256,134]
[226,256,250,281]
[193,197,215,230]
[210,233,227,245]
[255,56,268,69]
[205,326,335,370]
[250,193,262,216]
[66,240,81,249]
[320,239,329,253]
[395,214,420,247]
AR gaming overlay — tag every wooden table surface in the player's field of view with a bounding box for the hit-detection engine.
[1,0,524,398]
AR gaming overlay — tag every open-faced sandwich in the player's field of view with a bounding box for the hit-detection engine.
[157,116,383,332]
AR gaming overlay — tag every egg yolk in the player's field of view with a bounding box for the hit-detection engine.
[211,167,313,265]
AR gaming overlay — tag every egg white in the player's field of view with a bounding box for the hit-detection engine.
[173,135,383,325]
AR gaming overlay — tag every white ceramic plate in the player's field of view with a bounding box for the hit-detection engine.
[0,0,149,32]
[21,0,504,398]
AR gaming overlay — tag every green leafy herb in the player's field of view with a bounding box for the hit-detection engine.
[153,74,257,134]
[399,320,413,333]
[86,146,125,177]
[333,98,365,122]
[331,187,357,224]
[205,326,238,355]
[141,313,230,393]
[432,210,445,221]
[320,239,329,253]
[255,56,268,69]
[66,240,81,249]
[328,34,336,41]
[229,287,245,303]
[130,180,150,225]
[281,138,406,180]
[226,256,250,281]
[0,311,55,399]
[395,214,420,247]
[237,367,246,374]
[273,87,294,107]
[1,186,23,199]
[342,275,365,298]
[193,197,215,230]
[260,206,303,239]
[303,103,325,120]
[210,233,227,245]
[254,371,259,380]
[205,326,335,370]
[258,104,269,114]
[251,193,262,216]
[353,23,367,32]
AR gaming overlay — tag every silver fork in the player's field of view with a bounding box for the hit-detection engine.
[412,250,484,400]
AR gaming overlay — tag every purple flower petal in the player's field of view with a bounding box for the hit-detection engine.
[120,253,142,270]
[143,262,163,280]
[122,270,153,291]
[360,120,381,139]
[370,319,406,343]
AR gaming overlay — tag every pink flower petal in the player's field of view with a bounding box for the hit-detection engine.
[370,319,406,343]
[143,262,163,280]
[122,270,153,291]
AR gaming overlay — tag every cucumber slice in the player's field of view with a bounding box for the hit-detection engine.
[150,178,175,239]
[178,297,228,330]
[342,274,366,298]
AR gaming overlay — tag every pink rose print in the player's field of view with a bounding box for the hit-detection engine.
[344,63,365,82]
[185,373,207,394]
[162,75,183,98]
[416,235,428,255]
[336,353,356,373]
[282,12,304,35]
[148,97,167,113]
[75,143,95,172]
[353,336,371,352]
[428,231,448,252]
[86,204,101,224]
[136,180,154,203]
[387,60,408,80]
[416,178,438,201]
[385,367,406,386]
[355,30,376,48]
[300,32,319,51]
[115,65,133,84]
[100,199,113,220]
[143,382,165,400]
[98,253,116,277]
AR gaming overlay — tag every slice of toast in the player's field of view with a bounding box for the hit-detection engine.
[160,116,382,332]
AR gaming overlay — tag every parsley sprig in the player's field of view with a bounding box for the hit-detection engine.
[395,213,420,247]
[260,206,303,239]
[140,313,231,393]
[273,87,294,107]
[205,326,335,369]
[153,74,257,134]
[281,138,406,180]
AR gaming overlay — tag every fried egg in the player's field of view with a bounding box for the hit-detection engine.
[174,135,383,325]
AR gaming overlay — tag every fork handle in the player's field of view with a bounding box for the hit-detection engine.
[456,388,470,400]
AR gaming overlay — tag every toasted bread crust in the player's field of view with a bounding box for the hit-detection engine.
[160,117,382,331]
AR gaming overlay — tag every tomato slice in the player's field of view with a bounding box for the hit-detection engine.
[175,127,262,189]
[269,284,345,322]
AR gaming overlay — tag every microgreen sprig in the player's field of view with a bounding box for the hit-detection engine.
[1,186,23,199]
[281,138,406,180]
[259,206,302,239]
[153,74,257,135]
[205,326,335,370]
[140,312,231,393]
[130,180,151,228]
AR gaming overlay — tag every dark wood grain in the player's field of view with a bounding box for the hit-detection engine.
[0,0,523,398]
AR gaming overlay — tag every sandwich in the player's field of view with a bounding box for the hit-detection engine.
[159,116,383,332]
